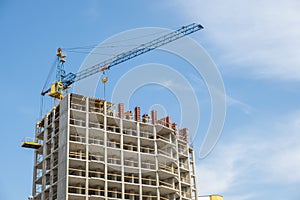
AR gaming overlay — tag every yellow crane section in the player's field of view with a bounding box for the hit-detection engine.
[210,195,223,200]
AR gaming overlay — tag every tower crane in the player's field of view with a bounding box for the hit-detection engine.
[22,23,203,149]
[41,23,203,99]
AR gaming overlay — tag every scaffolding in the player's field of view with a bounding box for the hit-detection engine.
[21,137,42,149]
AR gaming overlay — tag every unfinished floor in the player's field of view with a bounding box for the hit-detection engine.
[32,93,198,200]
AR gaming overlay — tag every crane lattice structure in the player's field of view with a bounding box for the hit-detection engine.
[41,23,203,99]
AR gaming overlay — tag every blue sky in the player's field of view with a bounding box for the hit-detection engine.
[1,1,300,200]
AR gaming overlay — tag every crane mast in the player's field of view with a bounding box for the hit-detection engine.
[42,23,203,99]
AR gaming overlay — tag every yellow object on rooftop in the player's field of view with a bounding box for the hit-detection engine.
[210,195,223,200]
[21,137,42,149]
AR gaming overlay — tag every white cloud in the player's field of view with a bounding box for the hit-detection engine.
[195,111,300,199]
[196,144,241,194]
[175,0,300,81]
[161,80,193,91]
[262,114,300,183]
[226,95,253,115]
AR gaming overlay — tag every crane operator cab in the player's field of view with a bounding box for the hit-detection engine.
[49,81,64,99]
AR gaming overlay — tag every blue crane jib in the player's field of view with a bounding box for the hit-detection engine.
[42,23,203,99]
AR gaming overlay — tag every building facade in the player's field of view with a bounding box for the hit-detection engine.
[32,93,197,200]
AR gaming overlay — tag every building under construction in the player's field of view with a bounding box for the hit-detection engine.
[30,93,198,200]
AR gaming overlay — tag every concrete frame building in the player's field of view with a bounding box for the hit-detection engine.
[32,93,198,200]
